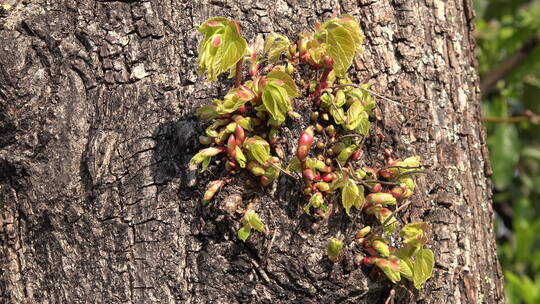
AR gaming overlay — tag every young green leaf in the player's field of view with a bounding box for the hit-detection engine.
[342,179,359,215]
[327,238,343,262]
[267,70,299,97]
[219,85,255,114]
[398,256,414,281]
[261,82,291,125]
[243,210,266,232]
[244,137,271,165]
[264,33,291,62]
[285,156,302,173]
[197,17,248,81]
[318,23,355,77]
[237,226,251,242]
[189,147,223,172]
[338,14,364,52]
[412,248,434,289]
[235,146,247,168]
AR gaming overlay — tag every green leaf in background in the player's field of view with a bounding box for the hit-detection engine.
[487,123,520,189]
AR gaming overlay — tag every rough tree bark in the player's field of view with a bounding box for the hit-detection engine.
[0,0,504,303]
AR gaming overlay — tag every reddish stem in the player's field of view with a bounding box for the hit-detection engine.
[312,67,333,105]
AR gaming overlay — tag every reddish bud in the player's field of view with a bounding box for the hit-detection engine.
[260,175,272,187]
[322,173,334,183]
[236,104,246,114]
[296,127,314,160]
[227,134,237,159]
[303,169,315,181]
[371,183,382,193]
[235,124,245,144]
[313,172,321,182]
[352,150,362,160]
[206,21,221,27]
[355,226,372,239]
[363,257,377,266]
[211,35,222,47]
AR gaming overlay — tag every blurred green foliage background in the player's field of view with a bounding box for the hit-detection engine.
[475,0,540,302]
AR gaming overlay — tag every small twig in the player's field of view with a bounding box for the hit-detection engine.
[250,259,271,283]
[338,133,365,141]
[334,84,413,110]
[394,170,426,180]
[363,180,401,187]
[484,110,540,124]
[381,165,422,170]
[329,94,347,123]
[384,287,396,304]
[269,162,299,181]
[372,202,412,235]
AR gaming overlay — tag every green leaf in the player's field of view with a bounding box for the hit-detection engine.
[243,210,265,232]
[339,14,364,52]
[237,226,251,242]
[330,106,346,125]
[219,86,255,114]
[399,257,414,281]
[342,179,359,215]
[327,238,343,260]
[261,82,290,124]
[285,156,302,173]
[235,146,246,168]
[264,33,291,62]
[345,100,365,130]
[487,123,520,189]
[244,137,271,165]
[319,24,355,77]
[189,147,223,171]
[412,248,434,289]
[197,18,248,81]
[267,70,299,97]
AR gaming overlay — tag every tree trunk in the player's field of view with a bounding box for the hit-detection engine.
[0,0,504,303]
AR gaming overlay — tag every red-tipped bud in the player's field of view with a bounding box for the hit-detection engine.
[227,134,237,159]
[303,169,315,181]
[296,127,314,160]
[199,136,213,145]
[322,173,334,183]
[366,193,397,206]
[314,182,330,192]
[313,172,321,182]
[355,226,372,239]
[372,240,390,257]
[260,175,272,187]
[235,124,245,144]
[249,63,260,77]
[363,256,377,266]
[389,186,405,198]
[371,183,382,193]
[203,180,225,202]
[323,55,334,68]
[352,150,362,160]
[211,35,222,47]
[236,104,246,114]
[379,169,395,180]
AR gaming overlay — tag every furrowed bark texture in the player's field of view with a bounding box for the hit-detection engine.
[0,0,504,303]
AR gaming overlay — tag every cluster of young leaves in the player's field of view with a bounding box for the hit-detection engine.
[331,222,434,289]
[237,210,266,242]
[191,14,434,289]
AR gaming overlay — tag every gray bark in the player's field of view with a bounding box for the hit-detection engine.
[0,0,504,303]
